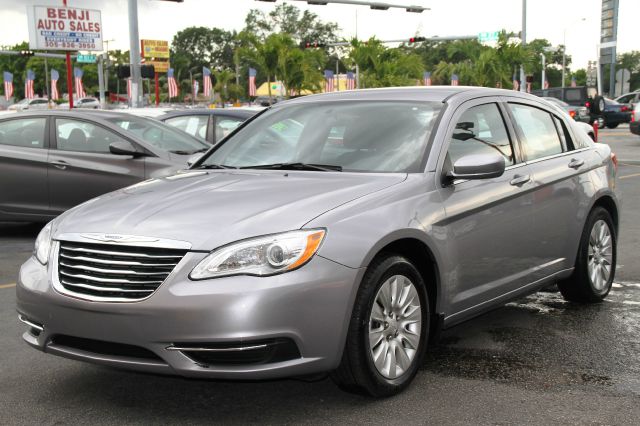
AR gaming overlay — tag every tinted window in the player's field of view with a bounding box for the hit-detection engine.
[215,117,244,141]
[202,101,442,173]
[509,104,563,160]
[448,103,514,166]
[164,115,209,140]
[0,118,46,148]
[56,119,125,153]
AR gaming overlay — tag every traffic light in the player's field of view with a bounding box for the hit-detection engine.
[141,65,155,79]
[20,50,35,56]
[300,41,326,49]
[408,37,426,44]
[116,65,131,79]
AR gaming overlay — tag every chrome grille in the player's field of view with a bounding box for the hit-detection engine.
[57,241,188,301]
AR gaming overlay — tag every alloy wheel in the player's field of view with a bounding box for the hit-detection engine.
[368,275,422,379]
[588,219,613,291]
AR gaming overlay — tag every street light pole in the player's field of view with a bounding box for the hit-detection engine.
[540,53,546,89]
[127,0,142,108]
[520,0,526,93]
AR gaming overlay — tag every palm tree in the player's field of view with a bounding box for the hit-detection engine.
[239,32,282,103]
[214,69,235,104]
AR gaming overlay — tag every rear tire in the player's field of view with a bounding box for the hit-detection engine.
[331,254,429,397]
[558,207,616,303]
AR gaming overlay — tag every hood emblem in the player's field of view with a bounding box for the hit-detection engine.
[80,233,160,244]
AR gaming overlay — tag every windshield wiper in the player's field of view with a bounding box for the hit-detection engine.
[197,164,237,169]
[169,150,199,155]
[239,162,342,172]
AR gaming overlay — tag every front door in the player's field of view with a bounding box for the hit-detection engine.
[437,99,537,318]
[48,117,145,214]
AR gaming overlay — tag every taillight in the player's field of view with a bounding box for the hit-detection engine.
[611,152,618,173]
[569,110,576,118]
[585,101,591,108]
[621,105,629,112]
[632,111,636,122]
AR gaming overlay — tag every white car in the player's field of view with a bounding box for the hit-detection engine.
[8,98,51,111]
[59,97,100,109]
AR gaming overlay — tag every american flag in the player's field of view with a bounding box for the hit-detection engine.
[248,68,257,97]
[25,69,35,99]
[571,76,577,87]
[346,71,356,90]
[203,67,212,98]
[74,67,86,98]
[451,74,459,86]
[526,82,532,93]
[512,74,520,91]
[126,78,132,100]
[324,70,334,92]
[423,71,432,86]
[3,71,13,101]
[167,68,178,98]
[51,69,60,100]
[544,79,550,89]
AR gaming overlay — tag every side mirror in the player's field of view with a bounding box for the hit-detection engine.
[187,153,204,167]
[109,140,139,156]
[446,154,505,181]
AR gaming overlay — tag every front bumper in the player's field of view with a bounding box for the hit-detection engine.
[16,252,363,379]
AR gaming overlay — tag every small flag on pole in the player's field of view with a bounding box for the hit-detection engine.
[3,71,13,101]
[167,68,178,98]
[423,71,432,86]
[324,70,334,92]
[526,81,532,93]
[126,78,132,100]
[571,76,577,87]
[451,74,459,86]
[51,69,60,100]
[512,73,520,91]
[346,71,356,90]
[73,67,86,98]
[25,70,35,99]
[248,68,257,97]
[203,67,212,98]
[544,79,550,89]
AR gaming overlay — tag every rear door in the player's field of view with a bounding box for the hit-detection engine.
[48,117,145,213]
[437,98,537,317]
[162,114,211,142]
[0,116,50,217]
[506,100,596,279]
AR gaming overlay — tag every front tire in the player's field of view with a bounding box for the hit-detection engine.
[331,254,429,397]
[606,123,619,129]
[558,207,616,302]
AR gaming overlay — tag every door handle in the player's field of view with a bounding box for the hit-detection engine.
[510,174,530,186]
[50,160,68,170]
[568,158,584,169]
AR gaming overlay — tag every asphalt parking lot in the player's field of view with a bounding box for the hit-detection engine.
[1,126,639,425]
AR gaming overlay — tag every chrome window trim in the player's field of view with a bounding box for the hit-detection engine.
[524,147,591,165]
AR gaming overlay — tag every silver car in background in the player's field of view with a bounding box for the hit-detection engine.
[17,87,620,397]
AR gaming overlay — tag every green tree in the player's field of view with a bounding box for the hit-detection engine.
[239,32,285,101]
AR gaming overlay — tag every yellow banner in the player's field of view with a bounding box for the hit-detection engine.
[141,39,170,59]
[145,60,169,73]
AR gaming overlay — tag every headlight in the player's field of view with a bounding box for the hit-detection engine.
[190,229,326,280]
[34,221,53,265]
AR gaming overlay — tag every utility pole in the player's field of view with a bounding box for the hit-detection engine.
[128,0,142,108]
[540,53,545,89]
[98,54,106,108]
[519,0,526,93]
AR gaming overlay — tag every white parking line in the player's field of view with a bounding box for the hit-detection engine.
[0,283,16,289]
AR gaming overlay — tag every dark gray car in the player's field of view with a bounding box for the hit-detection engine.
[17,87,620,397]
[0,110,209,222]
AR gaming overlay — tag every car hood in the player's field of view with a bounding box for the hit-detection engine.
[54,170,406,250]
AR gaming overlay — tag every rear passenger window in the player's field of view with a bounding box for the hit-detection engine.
[0,118,46,149]
[56,119,125,153]
[508,104,563,161]
[164,115,209,140]
[448,103,514,166]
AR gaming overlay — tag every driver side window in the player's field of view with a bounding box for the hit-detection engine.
[448,103,515,167]
[56,119,125,154]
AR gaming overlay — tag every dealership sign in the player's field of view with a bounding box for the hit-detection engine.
[27,5,103,51]
[141,40,170,59]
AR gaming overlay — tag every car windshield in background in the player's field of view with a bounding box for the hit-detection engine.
[106,116,210,154]
[200,101,442,173]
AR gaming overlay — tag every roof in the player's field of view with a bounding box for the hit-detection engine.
[158,108,256,121]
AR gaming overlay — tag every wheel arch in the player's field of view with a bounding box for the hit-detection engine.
[591,194,619,235]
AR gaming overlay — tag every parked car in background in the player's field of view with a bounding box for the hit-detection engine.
[532,86,606,126]
[600,98,632,129]
[16,87,620,397]
[254,96,283,106]
[119,107,179,118]
[0,110,210,222]
[614,90,640,110]
[541,97,590,123]
[8,98,51,111]
[540,97,596,141]
[631,102,640,136]
[59,97,100,109]
[158,109,257,144]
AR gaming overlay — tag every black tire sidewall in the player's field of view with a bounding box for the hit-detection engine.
[577,208,617,299]
[355,256,430,394]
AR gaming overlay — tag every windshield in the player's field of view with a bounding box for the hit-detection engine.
[106,116,210,154]
[200,100,442,173]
